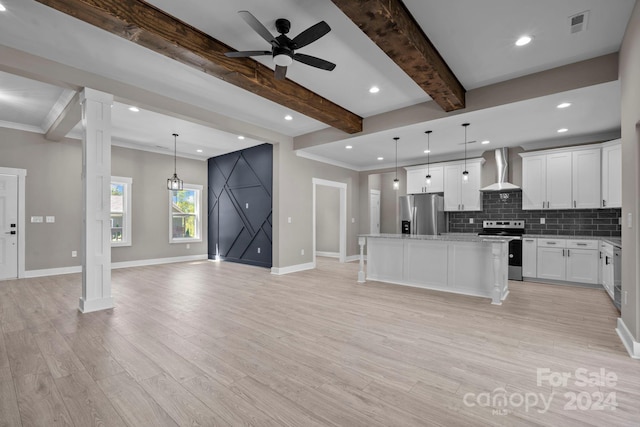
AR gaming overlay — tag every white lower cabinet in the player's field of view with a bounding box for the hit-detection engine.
[522,238,537,277]
[601,242,614,298]
[532,238,599,284]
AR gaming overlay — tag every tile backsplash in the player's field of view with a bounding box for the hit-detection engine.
[449,190,622,237]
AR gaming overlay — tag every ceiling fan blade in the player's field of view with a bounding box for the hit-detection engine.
[293,53,336,71]
[225,50,272,58]
[275,65,287,80]
[238,11,277,46]
[291,21,331,49]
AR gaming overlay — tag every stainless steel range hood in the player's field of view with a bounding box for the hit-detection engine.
[480,147,520,191]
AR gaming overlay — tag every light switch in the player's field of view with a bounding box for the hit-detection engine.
[628,213,633,229]
[288,217,292,223]
[31,216,43,223]
[352,218,355,223]
[46,216,55,223]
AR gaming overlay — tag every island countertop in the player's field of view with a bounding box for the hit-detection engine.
[359,233,514,243]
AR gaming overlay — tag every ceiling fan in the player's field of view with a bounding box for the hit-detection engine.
[225,11,336,80]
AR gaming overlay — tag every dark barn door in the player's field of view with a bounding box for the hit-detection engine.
[208,144,273,268]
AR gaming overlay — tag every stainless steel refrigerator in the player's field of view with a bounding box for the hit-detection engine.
[399,194,446,235]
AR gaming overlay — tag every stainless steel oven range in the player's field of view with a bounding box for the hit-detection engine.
[478,220,525,281]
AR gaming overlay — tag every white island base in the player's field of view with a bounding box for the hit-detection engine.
[358,235,510,305]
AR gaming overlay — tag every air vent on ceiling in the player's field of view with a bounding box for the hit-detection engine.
[569,11,589,34]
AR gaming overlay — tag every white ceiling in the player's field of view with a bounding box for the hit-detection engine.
[0,0,635,166]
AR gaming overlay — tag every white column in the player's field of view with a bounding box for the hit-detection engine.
[358,236,366,283]
[78,88,114,313]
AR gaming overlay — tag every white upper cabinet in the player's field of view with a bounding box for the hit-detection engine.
[572,148,601,209]
[601,140,622,208]
[443,159,483,211]
[405,165,443,194]
[521,144,610,210]
[545,151,573,210]
[406,167,427,194]
[521,151,571,210]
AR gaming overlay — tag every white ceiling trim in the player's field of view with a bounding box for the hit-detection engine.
[0,120,44,135]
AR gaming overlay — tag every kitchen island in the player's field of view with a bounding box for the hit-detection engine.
[357,234,511,304]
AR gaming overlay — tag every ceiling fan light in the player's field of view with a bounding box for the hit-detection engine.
[273,53,293,67]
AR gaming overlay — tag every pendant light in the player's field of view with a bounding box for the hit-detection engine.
[393,137,400,190]
[425,130,432,186]
[462,123,470,183]
[167,133,183,190]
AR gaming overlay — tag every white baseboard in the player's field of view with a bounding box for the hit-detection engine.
[616,318,640,359]
[25,266,82,278]
[346,255,364,263]
[271,261,315,275]
[316,251,340,258]
[111,254,208,269]
[24,254,209,278]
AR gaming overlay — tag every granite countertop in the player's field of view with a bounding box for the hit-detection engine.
[523,234,622,248]
[360,233,513,243]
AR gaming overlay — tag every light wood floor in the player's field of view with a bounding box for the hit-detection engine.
[1,258,638,426]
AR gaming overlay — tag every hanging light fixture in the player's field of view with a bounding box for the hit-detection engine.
[425,130,432,186]
[462,123,470,183]
[167,133,183,190]
[393,137,400,190]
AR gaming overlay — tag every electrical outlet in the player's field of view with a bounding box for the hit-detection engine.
[469,218,474,224]
[186,244,190,249]
[628,213,633,229]
[245,203,249,209]
[257,247,261,254]
[540,218,546,225]
[301,249,304,255]
[71,251,77,257]
[288,217,292,223]
[352,218,355,223]
[624,291,628,305]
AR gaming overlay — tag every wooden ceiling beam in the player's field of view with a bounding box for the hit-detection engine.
[330,0,465,112]
[34,0,363,134]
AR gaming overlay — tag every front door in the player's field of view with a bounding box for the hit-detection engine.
[0,174,18,280]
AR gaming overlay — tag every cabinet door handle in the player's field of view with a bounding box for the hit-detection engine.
[599,251,602,259]
[577,243,587,246]
[574,200,576,208]
[547,242,556,245]
[567,249,570,257]
[525,239,534,242]
[605,256,610,265]
[603,199,606,207]
[542,201,545,209]
[562,249,565,257]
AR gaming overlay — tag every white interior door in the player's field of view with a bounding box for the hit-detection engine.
[370,190,381,234]
[0,174,18,280]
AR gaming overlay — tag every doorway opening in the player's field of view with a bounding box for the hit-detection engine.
[312,178,347,264]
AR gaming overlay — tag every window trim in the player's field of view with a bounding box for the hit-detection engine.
[169,183,203,244]
[111,176,133,247]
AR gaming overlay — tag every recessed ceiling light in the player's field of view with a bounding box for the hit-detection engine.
[284,114,293,121]
[481,140,490,145]
[423,149,430,154]
[377,157,384,161]
[0,3,6,12]
[128,106,139,112]
[238,135,245,140]
[557,102,572,109]
[515,35,532,46]
[557,128,569,133]
[369,86,380,94]
[345,145,353,149]
[196,149,203,153]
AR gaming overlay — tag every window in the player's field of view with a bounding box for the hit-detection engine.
[111,176,132,247]
[169,184,202,243]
